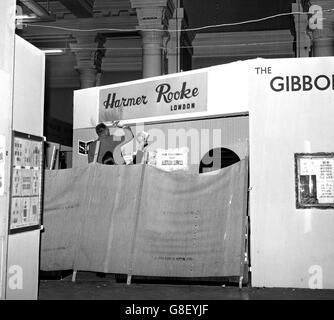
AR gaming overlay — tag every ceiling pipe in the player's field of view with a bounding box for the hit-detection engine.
[19,0,56,21]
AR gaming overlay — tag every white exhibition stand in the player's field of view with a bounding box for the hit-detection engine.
[248,57,334,289]
[74,56,334,289]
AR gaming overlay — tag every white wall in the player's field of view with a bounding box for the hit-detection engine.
[249,57,334,289]
[73,86,99,129]
[6,36,45,299]
[0,0,16,300]
[6,230,40,300]
[13,36,45,136]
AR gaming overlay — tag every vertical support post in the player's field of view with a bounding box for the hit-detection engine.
[71,141,100,282]
[127,164,146,286]
[71,270,77,283]
[49,146,58,170]
[239,276,243,289]
[93,140,100,163]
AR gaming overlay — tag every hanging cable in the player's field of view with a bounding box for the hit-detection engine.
[21,9,334,34]
[39,40,298,52]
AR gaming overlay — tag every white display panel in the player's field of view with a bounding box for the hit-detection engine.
[5,35,45,300]
[13,36,45,137]
[249,57,334,289]
[0,0,16,301]
[6,230,40,300]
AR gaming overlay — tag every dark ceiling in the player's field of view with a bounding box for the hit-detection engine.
[183,0,296,33]
[18,0,297,34]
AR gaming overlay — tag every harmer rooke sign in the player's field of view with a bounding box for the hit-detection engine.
[99,72,208,122]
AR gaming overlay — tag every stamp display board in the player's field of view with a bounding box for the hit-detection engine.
[9,131,44,234]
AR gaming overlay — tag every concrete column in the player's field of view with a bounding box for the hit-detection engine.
[292,1,312,57]
[309,1,334,56]
[70,33,105,88]
[77,68,98,88]
[167,4,195,74]
[130,0,174,78]
[141,30,163,78]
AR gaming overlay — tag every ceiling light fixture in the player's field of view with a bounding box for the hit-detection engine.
[16,14,38,20]
[42,49,64,55]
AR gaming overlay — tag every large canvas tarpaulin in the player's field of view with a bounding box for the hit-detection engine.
[41,160,248,278]
[41,165,142,273]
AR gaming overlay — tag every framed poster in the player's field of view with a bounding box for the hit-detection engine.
[9,131,44,234]
[295,153,334,209]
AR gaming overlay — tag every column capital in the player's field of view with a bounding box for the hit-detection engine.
[130,0,175,78]
[70,32,106,72]
[130,0,175,29]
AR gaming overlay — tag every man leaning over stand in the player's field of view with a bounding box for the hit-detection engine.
[87,121,147,165]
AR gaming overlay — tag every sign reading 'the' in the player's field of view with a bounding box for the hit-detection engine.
[99,72,207,122]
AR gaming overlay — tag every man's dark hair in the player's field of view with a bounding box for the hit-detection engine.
[96,123,107,136]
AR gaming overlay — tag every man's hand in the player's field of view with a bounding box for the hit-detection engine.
[111,120,125,128]
[116,120,124,128]
[136,132,149,151]
[137,140,146,151]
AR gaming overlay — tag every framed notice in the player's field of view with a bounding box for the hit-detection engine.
[9,131,44,234]
[295,153,334,209]
[153,148,189,172]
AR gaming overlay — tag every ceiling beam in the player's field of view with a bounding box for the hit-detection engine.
[58,0,94,18]
[19,0,55,20]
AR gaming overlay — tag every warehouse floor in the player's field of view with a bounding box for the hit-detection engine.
[38,272,334,300]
